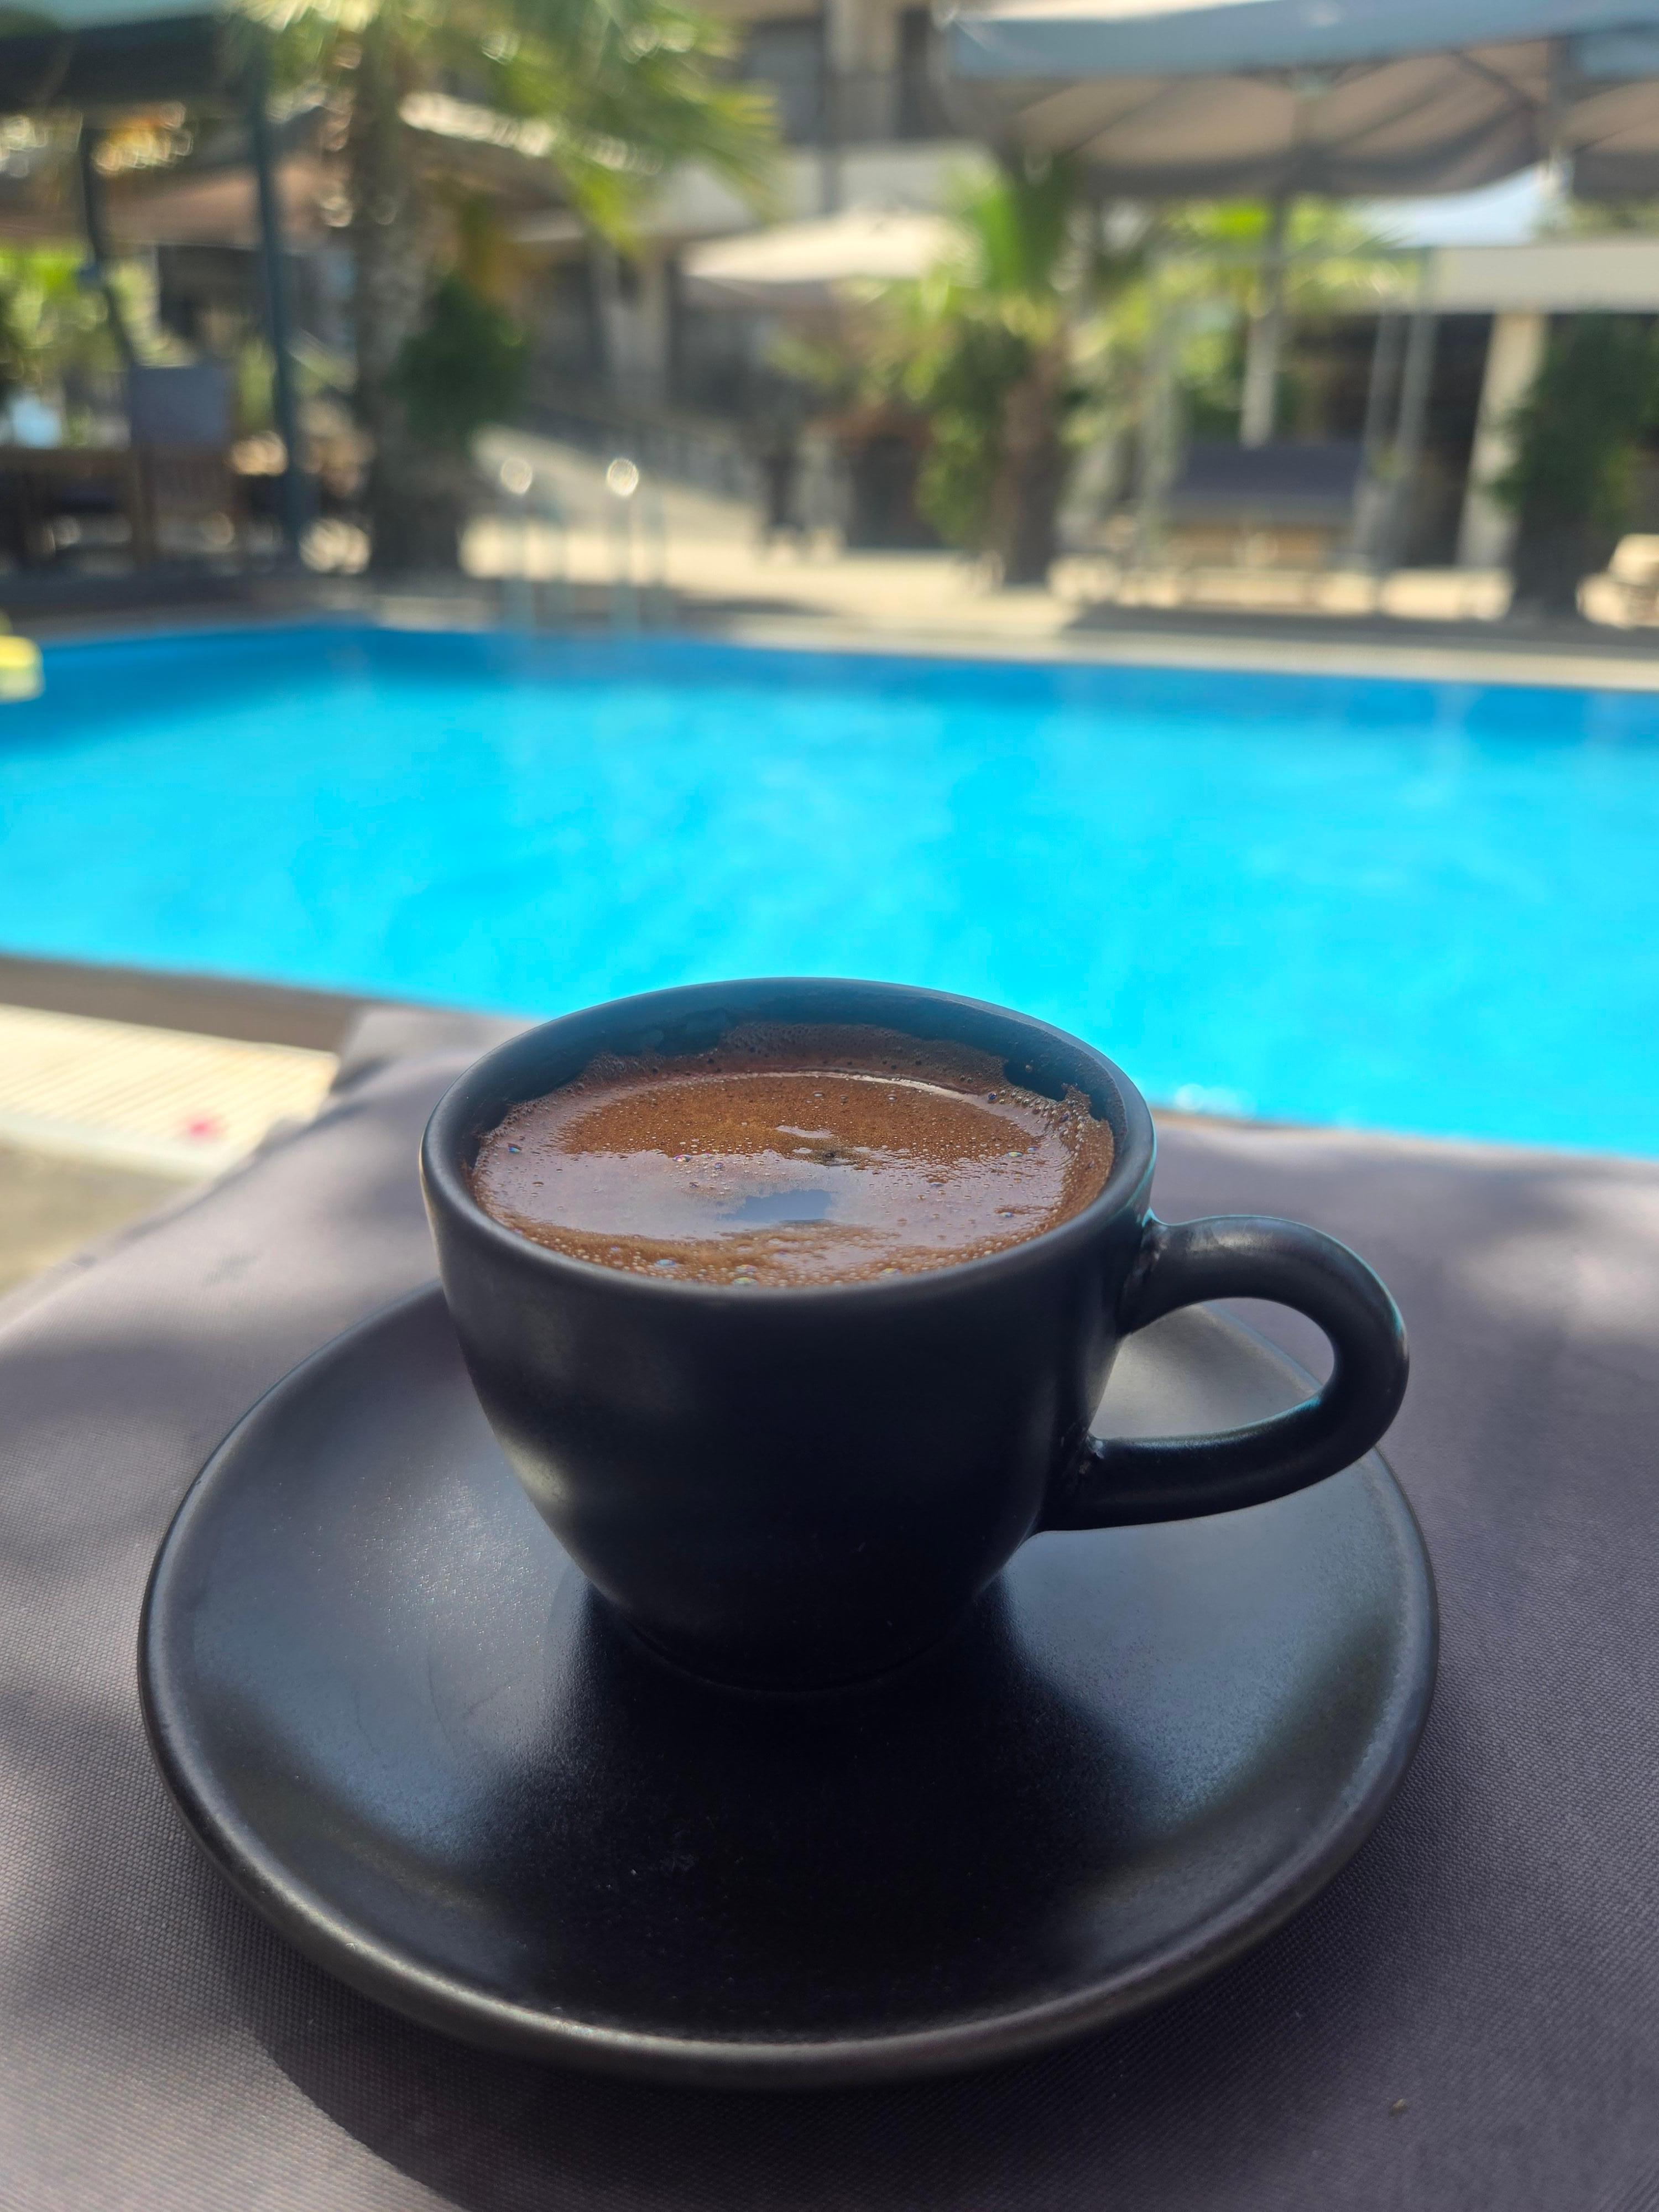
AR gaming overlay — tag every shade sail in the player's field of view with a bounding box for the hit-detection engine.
[683,207,956,305]
[944,0,1659,197]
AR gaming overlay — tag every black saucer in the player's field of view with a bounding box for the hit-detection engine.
[140,1285,1436,2088]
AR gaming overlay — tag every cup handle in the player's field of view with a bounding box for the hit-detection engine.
[1043,1215,1408,1530]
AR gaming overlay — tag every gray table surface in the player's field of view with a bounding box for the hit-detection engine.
[2,1009,1656,2211]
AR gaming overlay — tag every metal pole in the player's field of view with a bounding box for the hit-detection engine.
[1378,270,1437,578]
[1360,309,1406,473]
[1134,276,1178,578]
[76,126,135,368]
[819,0,842,213]
[544,507,572,629]
[1344,307,1406,568]
[644,476,670,624]
[498,458,534,633]
[248,43,306,559]
[607,455,640,630]
[1240,194,1290,448]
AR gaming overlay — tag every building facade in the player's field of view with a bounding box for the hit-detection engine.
[515,0,986,419]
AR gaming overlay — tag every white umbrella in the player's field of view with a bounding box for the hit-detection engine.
[682,207,958,307]
[944,0,1659,199]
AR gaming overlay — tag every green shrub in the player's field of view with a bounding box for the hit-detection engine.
[1495,315,1658,613]
[390,275,528,453]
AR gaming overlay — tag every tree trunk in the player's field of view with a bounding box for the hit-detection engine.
[984,345,1067,587]
[349,22,470,573]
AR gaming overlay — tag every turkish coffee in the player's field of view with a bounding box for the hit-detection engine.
[469,1022,1114,1288]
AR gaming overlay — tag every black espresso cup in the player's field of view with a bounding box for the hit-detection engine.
[422,978,1407,1691]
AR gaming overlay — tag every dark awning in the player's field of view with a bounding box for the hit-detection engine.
[0,4,236,114]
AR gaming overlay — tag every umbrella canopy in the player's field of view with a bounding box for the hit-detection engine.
[682,207,957,306]
[945,0,1659,198]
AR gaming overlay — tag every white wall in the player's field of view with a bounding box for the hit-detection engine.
[1430,238,1659,314]
[1457,311,1548,571]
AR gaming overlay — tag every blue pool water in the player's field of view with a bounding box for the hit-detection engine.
[2,623,1657,1154]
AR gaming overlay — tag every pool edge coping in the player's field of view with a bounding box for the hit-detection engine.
[15,597,1659,697]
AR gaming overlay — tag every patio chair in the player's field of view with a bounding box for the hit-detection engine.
[1160,440,1368,582]
[127,363,243,560]
[1585,534,1659,627]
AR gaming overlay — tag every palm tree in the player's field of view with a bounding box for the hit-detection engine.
[1155,199,1402,445]
[243,0,774,570]
[876,160,1097,588]
[799,183,1397,583]
[868,156,1117,586]
[774,160,1135,585]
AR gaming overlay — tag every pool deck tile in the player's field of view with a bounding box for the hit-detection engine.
[0,1003,337,1177]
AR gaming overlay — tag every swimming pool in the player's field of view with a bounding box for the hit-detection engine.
[2,622,1656,1154]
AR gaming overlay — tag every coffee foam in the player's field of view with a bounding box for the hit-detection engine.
[469,1023,1114,1288]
